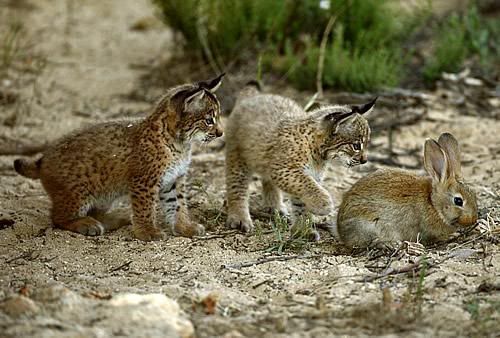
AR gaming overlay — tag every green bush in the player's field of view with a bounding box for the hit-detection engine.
[423,5,499,82]
[153,0,496,91]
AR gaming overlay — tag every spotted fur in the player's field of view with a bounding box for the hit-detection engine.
[225,87,374,238]
[14,75,224,241]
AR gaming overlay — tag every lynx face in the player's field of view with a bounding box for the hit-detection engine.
[328,114,370,167]
[180,89,223,143]
[165,74,224,143]
[316,101,374,167]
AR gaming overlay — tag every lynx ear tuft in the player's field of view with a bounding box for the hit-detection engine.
[183,90,206,112]
[324,111,352,123]
[199,73,225,93]
[351,97,377,115]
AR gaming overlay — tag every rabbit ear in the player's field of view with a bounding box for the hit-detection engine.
[438,132,462,179]
[424,139,449,183]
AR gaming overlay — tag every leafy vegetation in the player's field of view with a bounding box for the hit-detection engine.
[153,0,498,91]
[423,5,499,82]
[266,212,312,254]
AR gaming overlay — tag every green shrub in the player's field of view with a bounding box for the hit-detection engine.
[153,0,495,91]
[154,0,412,92]
[423,4,498,82]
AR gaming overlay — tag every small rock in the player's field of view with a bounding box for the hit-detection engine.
[222,330,245,338]
[1,295,39,317]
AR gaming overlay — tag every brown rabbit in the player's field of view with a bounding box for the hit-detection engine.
[337,132,478,247]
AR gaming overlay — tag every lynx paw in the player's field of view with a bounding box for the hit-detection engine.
[305,197,333,216]
[173,222,206,238]
[226,215,254,233]
[72,218,105,236]
[133,226,164,241]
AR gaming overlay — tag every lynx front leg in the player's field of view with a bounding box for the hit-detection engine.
[225,152,253,232]
[271,167,333,216]
[171,175,205,237]
[130,178,163,241]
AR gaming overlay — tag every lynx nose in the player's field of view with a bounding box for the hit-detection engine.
[360,154,368,164]
[215,127,223,138]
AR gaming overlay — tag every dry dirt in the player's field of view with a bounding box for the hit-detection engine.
[0,1,499,337]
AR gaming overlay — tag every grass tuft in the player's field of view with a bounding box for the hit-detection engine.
[266,212,312,254]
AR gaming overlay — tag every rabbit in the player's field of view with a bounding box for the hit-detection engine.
[337,132,478,248]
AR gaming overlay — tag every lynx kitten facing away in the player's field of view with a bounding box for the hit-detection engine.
[225,84,375,239]
[14,75,224,241]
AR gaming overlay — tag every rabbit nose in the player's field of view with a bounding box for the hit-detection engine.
[458,214,478,226]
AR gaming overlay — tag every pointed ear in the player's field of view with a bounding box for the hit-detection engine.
[351,97,377,115]
[424,139,449,183]
[438,132,461,179]
[198,73,225,93]
[184,89,206,112]
[324,111,352,123]
[324,112,356,133]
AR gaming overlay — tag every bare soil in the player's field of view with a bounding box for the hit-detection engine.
[0,1,499,337]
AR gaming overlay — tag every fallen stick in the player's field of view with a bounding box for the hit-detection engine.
[109,260,133,272]
[360,256,432,282]
[222,254,321,270]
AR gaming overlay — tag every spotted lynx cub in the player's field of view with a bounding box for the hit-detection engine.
[14,75,224,241]
[225,84,375,239]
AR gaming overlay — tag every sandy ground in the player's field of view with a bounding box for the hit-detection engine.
[0,1,499,337]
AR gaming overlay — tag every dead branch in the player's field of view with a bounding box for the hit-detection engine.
[222,254,321,270]
[316,15,336,98]
[193,230,240,241]
[359,256,434,282]
[6,250,40,264]
[109,260,133,272]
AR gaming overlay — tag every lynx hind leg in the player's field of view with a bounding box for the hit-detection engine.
[261,179,288,216]
[225,152,253,232]
[50,197,107,236]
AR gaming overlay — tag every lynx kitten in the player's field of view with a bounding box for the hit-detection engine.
[14,75,224,241]
[225,84,375,239]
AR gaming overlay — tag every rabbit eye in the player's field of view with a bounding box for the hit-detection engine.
[454,196,463,207]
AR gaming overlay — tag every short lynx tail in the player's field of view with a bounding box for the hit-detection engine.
[13,158,42,179]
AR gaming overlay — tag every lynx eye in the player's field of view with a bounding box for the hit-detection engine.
[353,143,362,151]
[205,117,215,125]
[454,196,463,207]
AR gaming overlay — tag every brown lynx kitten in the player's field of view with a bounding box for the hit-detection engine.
[14,75,224,241]
[225,84,375,239]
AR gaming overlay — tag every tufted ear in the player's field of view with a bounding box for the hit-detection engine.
[183,89,206,113]
[351,97,377,115]
[198,73,225,93]
[323,111,352,123]
[323,111,358,134]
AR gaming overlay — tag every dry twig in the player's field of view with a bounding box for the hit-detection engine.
[316,15,336,98]
[222,254,320,270]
